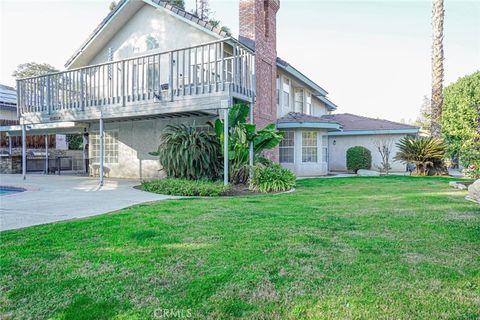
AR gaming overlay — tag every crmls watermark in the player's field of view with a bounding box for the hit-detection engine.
[153,308,192,319]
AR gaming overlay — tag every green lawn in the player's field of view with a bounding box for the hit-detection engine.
[1,176,479,319]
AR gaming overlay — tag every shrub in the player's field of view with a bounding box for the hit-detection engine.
[461,139,480,179]
[142,178,230,197]
[394,136,447,176]
[346,146,372,173]
[249,164,296,193]
[150,124,222,180]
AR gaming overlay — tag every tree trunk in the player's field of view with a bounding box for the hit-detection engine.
[431,0,445,138]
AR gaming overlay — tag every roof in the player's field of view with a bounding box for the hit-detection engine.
[65,0,228,68]
[0,84,17,109]
[277,112,341,130]
[323,113,419,135]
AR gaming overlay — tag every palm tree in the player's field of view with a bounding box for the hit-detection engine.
[430,0,445,138]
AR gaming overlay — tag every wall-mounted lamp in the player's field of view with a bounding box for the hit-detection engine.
[333,140,336,146]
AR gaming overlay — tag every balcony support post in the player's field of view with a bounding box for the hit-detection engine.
[249,98,254,181]
[223,107,229,186]
[45,134,49,174]
[22,124,26,180]
[8,136,12,156]
[169,52,174,102]
[99,117,104,187]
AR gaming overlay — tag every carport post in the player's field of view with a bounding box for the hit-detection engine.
[99,118,104,187]
[44,135,48,174]
[21,124,26,180]
[223,108,229,186]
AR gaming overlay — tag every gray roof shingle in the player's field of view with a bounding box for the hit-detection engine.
[321,113,418,131]
[277,112,339,125]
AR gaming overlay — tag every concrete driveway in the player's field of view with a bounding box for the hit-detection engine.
[0,174,175,231]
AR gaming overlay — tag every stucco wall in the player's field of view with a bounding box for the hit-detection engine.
[89,4,217,65]
[88,115,216,179]
[327,134,408,172]
[280,128,328,177]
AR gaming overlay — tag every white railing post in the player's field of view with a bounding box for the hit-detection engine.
[46,77,51,114]
[122,60,126,107]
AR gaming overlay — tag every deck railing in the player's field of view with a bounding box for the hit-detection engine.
[17,38,255,117]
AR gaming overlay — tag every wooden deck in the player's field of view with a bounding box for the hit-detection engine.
[17,38,255,124]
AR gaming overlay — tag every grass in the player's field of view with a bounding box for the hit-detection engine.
[1,176,479,319]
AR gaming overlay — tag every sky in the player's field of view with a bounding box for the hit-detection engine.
[0,0,479,122]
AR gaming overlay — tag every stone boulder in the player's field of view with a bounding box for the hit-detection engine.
[449,181,468,190]
[357,169,380,177]
[467,179,480,204]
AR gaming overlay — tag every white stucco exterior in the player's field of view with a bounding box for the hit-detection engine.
[328,133,411,172]
[87,4,218,66]
[88,115,215,179]
[280,129,329,177]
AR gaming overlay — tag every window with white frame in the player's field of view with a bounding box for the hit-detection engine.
[279,131,294,163]
[276,75,280,105]
[295,89,304,112]
[302,131,317,162]
[306,93,312,115]
[322,135,328,163]
[90,130,119,164]
[283,78,290,109]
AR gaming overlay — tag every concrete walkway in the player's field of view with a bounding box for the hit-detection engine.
[0,174,176,231]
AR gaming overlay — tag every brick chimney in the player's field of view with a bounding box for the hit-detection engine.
[239,0,280,161]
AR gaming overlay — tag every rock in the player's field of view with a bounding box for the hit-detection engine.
[449,181,468,190]
[357,169,380,177]
[467,179,480,204]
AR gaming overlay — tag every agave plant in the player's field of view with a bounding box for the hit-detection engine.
[210,104,284,184]
[150,124,222,180]
[394,136,447,176]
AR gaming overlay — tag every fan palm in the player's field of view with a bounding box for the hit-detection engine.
[150,124,222,180]
[394,136,447,176]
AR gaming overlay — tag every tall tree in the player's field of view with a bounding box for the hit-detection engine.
[430,0,445,138]
[12,62,58,79]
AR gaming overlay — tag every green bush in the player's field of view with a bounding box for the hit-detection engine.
[249,164,296,193]
[142,178,230,197]
[346,146,372,173]
[150,124,222,180]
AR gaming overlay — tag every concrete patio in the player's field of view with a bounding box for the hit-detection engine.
[0,174,175,231]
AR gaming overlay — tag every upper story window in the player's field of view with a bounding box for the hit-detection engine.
[146,36,159,51]
[295,89,304,112]
[276,75,280,105]
[306,93,312,115]
[283,78,290,109]
[302,131,317,163]
[280,131,294,163]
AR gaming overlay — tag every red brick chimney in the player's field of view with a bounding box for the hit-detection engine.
[239,0,280,161]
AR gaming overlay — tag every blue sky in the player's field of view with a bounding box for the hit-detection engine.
[1,0,479,122]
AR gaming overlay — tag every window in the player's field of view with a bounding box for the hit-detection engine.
[306,93,312,115]
[146,36,159,51]
[280,131,294,163]
[90,130,119,164]
[302,131,317,163]
[295,89,304,112]
[322,135,328,163]
[283,78,290,109]
[276,76,280,105]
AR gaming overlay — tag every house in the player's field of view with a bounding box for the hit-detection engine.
[6,0,418,181]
